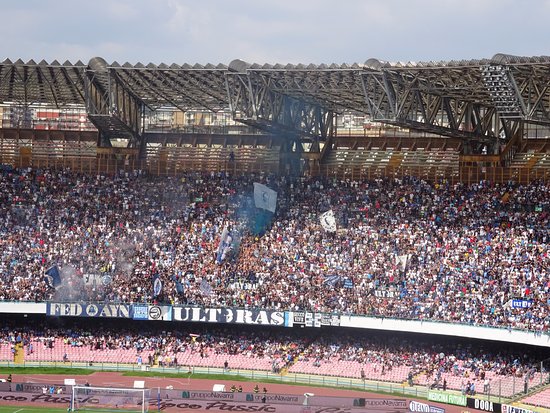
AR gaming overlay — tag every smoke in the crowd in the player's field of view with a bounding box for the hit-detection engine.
[51,264,86,302]
[231,183,277,238]
[161,180,190,216]
[109,238,137,278]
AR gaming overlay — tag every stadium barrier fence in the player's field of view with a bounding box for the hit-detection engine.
[6,360,544,404]
[0,360,429,399]
[2,357,548,403]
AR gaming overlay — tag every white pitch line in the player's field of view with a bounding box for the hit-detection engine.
[13,409,25,413]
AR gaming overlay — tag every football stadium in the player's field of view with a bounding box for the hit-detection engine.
[0,54,549,413]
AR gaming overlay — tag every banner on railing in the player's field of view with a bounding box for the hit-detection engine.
[179,390,406,409]
[467,397,502,413]
[46,303,133,318]
[353,398,408,410]
[428,390,466,406]
[172,306,285,326]
[132,304,172,321]
[409,400,445,413]
[501,405,535,413]
[0,302,46,314]
[45,303,342,327]
[0,389,409,413]
[284,311,341,328]
[12,383,69,394]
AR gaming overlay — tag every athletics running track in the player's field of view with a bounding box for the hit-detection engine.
[0,372,468,413]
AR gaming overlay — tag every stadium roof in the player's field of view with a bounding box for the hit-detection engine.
[2,53,550,109]
[1,53,550,146]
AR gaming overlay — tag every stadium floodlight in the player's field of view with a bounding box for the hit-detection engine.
[71,386,150,413]
[480,65,522,116]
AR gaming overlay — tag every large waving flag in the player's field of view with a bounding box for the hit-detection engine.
[395,254,409,271]
[320,210,337,232]
[323,274,341,287]
[45,265,62,288]
[253,183,277,213]
[175,278,184,294]
[216,226,232,264]
[172,275,184,294]
[200,279,213,296]
[153,273,163,297]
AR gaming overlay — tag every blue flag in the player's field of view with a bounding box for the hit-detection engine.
[172,275,184,294]
[323,274,341,287]
[45,266,62,288]
[216,226,232,264]
[153,273,162,297]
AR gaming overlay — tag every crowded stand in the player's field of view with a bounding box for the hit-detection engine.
[0,321,307,373]
[0,167,549,332]
[0,320,548,397]
[288,333,549,397]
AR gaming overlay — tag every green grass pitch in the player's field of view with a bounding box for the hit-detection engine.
[0,408,67,413]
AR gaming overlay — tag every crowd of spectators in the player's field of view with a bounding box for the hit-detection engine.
[296,333,543,384]
[0,167,549,331]
[0,321,307,373]
[0,322,546,385]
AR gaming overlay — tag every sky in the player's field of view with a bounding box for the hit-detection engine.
[2,0,550,66]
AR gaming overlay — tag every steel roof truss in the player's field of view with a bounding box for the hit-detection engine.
[361,72,392,119]
[60,67,86,104]
[121,69,189,112]
[517,74,550,123]
[175,70,228,107]
[84,70,110,115]
[152,70,216,111]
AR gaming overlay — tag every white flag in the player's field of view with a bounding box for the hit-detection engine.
[320,210,337,232]
[153,275,163,297]
[216,226,231,264]
[200,278,213,296]
[253,183,277,213]
[395,255,408,271]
